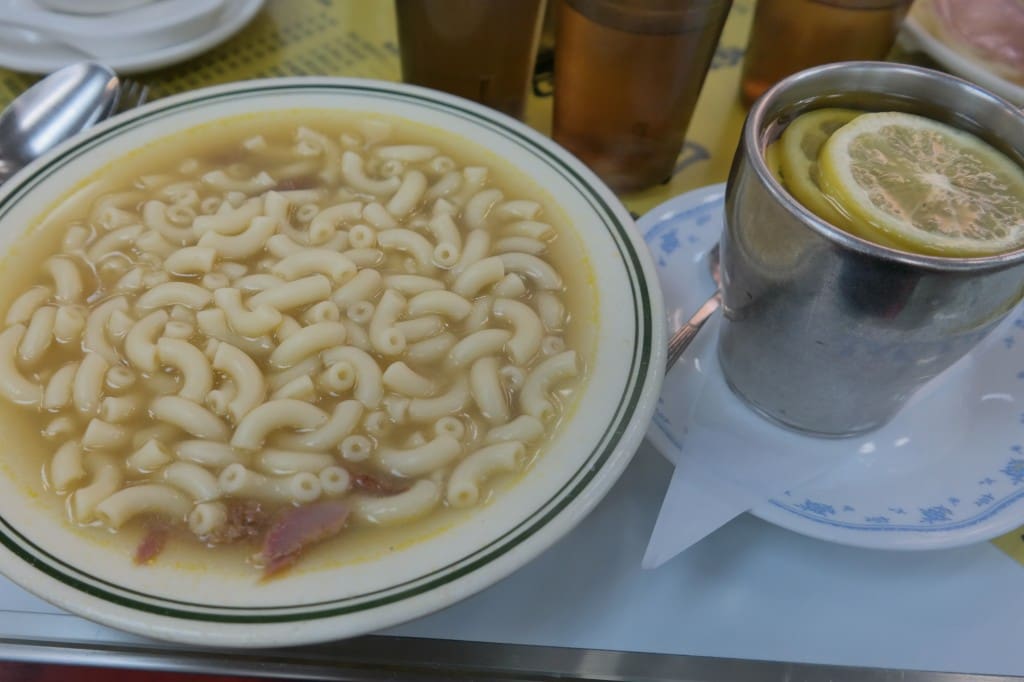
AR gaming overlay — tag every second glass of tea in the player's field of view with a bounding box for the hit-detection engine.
[394,0,546,121]
[740,0,914,106]
[553,0,733,193]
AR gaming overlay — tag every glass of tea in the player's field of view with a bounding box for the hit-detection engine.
[719,61,1024,436]
[740,0,914,107]
[393,0,547,121]
[552,0,733,193]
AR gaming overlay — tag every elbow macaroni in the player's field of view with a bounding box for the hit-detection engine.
[0,116,585,572]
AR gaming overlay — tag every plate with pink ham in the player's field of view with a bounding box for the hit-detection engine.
[902,0,1024,106]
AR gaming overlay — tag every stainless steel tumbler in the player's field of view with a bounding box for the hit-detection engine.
[718,61,1024,436]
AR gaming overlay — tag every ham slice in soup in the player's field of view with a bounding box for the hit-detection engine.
[134,522,170,565]
[259,500,350,577]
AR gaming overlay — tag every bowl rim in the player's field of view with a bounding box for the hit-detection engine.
[0,76,666,646]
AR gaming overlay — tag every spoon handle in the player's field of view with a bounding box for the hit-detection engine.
[665,291,722,370]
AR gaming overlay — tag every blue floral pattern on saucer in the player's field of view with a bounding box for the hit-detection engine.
[639,183,1024,550]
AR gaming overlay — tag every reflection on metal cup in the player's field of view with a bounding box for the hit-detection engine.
[718,62,1024,436]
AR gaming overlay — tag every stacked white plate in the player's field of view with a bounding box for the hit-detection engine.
[0,0,265,74]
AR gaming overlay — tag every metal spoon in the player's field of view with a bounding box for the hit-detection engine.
[0,61,119,185]
[666,243,721,370]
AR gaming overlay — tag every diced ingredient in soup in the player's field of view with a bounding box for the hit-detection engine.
[134,522,170,565]
[0,112,589,577]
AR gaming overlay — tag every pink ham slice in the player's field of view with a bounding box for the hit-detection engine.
[134,523,170,565]
[931,0,1024,85]
[259,500,349,577]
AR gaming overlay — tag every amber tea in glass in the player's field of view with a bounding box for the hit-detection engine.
[394,0,546,120]
[552,0,732,193]
[740,0,914,106]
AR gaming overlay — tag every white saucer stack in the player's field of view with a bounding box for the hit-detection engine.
[0,0,265,74]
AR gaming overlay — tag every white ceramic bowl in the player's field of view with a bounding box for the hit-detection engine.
[0,78,665,647]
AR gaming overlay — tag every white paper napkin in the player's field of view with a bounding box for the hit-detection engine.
[638,348,847,565]
[641,316,848,569]
[641,308,984,568]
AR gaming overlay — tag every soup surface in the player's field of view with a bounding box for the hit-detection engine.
[0,110,593,577]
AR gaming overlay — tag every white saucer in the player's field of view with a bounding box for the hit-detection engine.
[0,0,264,75]
[900,14,1024,106]
[640,183,1024,550]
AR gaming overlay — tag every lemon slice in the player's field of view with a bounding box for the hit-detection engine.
[778,108,861,229]
[764,140,786,187]
[819,111,1024,256]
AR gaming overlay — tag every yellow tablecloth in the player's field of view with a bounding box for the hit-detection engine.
[0,0,752,214]
[2,0,1023,564]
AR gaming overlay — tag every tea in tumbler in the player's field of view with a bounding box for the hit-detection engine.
[720,62,1024,436]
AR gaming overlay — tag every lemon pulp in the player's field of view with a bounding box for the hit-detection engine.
[818,111,1024,257]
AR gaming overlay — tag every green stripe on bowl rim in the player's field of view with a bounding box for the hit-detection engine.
[0,82,655,623]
